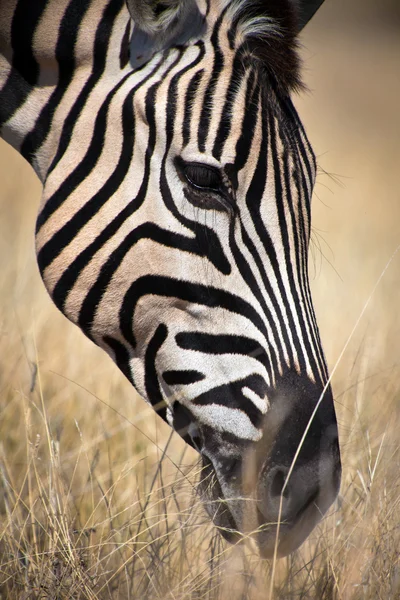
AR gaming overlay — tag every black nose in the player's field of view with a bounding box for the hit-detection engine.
[258,464,320,524]
[254,376,341,533]
[257,449,341,529]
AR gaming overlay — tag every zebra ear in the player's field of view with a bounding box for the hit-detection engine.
[294,0,326,32]
[127,0,205,69]
[126,0,191,37]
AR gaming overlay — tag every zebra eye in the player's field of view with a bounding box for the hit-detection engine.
[175,157,235,215]
[184,163,222,191]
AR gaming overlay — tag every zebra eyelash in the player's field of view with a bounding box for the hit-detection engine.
[174,156,236,216]
[184,162,221,191]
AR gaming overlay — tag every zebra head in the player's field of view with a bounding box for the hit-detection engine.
[34,0,340,557]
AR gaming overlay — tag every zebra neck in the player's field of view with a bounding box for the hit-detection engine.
[0,0,130,181]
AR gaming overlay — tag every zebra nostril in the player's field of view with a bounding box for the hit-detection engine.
[270,468,290,500]
[258,462,323,528]
[257,465,293,523]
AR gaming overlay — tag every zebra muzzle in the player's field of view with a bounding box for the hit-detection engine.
[193,377,341,558]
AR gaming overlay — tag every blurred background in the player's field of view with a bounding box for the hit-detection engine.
[0,0,399,597]
[296,0,400,423]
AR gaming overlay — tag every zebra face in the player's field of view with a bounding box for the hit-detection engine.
[34,0,341,557]
[120,5,340,555]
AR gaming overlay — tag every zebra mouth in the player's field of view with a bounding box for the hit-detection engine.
[255,491,321,559]
[198,455,241,544]
[198,452,339,558]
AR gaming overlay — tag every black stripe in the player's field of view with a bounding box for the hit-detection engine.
[0,0,43,128]
[212,48,251,161]
[182,69,203,147]
[197,10,226,152]
[50,81,139,314]
[293,150,327,381]
[45,0,128,179]
[242,102,298,369]
[269,110,308,373]
[169,41,205,148]
[193,374,266,428]
[119,18,131,69]
[285,97,316,192]
[175,331,272,374]
[162,370,205,385]
[233,99,295,372]
[226,221,283,375]
[36,70,132,235]
[119,275,271,351]
[10,0,43,85]
[239,222,295,373]
[231,72,259,172]
[20,0,95,163]
[282,145,318,376]
[49,51,185,313]
[36,55,164,272]
[77,222,230,336]
[144,324,168,421]
[0,71,31,132]
[103,335,133,383]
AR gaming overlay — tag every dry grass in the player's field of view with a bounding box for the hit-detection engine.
[1,5,400,599]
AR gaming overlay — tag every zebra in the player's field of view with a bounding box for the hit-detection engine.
[0,0,340,558]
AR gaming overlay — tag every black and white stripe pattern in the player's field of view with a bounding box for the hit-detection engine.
[0,0,340,557]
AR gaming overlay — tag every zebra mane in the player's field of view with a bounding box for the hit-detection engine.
[226,0,303,94]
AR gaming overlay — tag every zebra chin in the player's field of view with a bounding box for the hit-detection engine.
[194,377,341,559]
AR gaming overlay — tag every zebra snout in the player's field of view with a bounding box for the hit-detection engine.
[258,463,320,526]
[255,450,341,558]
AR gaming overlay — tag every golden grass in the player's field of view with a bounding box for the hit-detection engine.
[1,8,400,599]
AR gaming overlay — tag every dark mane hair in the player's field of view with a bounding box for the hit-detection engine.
[228,0,303,95]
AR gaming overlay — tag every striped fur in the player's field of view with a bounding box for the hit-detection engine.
[0,0,339,557]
